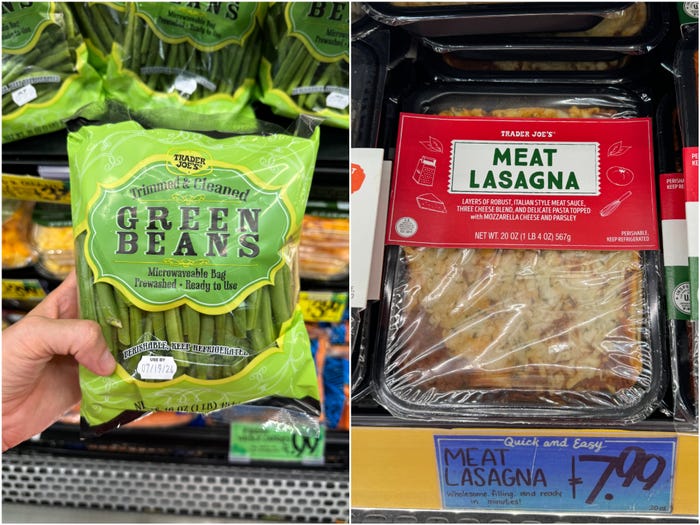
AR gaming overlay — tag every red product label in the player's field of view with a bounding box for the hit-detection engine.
[684,147,699,202]
[386,113,659,250]
[660,173,686,220]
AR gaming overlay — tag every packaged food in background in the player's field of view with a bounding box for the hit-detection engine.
[414,3,669,63]
[308,320,350,430]
[360,2,646,38]
[2,2,102,143]
[299,214,349,281]
[258,2,349,128]
[374,84,665,426]
[351,29,390,148]
[656,92,696,427]
[69,2,126,72]
[324,320,349,430]
[2,199,37,270]
[102,2,265,129]
[673,21,699,423]
[31,202,75,280]
[68,113,322,436]
[308,323,329,426]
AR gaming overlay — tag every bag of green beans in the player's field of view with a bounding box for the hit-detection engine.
[1,2,102,143]
[103,2,266,126]
[258,2,349,129]
[69,2,127,73]
[68,115,322,435]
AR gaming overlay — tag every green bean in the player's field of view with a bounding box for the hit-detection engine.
[232,306,247,338]
[122,6,136,68]
[258,286,275,346]
[215,314,227,345]
[245,290,261,331]
[143,312,154,340]
[151,311,166,340]
[164,307,183,341]
[129,305,142,346]
[271,264,292,329]
[192,315,214,379]
[95,283,122,328]
[199,315,215,346]
[74,234,97,321]
[248,328,267,353]
[165,308,187,371]
[95,300,116,355]
[182,305,200,343]
[115,291,131,347]
[72,4,107,53]
[222,313,236,346]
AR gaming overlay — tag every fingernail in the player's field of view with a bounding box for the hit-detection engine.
[99,351,117,374]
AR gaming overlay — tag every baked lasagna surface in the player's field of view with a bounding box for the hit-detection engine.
[387,246,648,408]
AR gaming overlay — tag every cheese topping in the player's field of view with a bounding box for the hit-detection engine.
[400,247,644,396]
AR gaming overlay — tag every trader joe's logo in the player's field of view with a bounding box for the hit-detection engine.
[166,149,213,176]
[85,158,291,313]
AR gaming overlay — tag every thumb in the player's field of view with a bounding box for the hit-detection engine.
[19,317,117,376]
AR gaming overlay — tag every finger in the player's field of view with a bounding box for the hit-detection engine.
[27,271,79,320]
[20,316,116,376]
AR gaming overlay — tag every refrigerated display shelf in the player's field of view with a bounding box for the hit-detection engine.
[2,448,349,523]
[351,508,698,523]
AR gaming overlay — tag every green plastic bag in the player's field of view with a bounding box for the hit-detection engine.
[258,2,349,128]
[2,2,102,143]
[103,2,266,127]
[68,117,321,434]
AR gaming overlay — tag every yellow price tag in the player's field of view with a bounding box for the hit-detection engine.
[299,291,347,323]
[2,173,70,203]
[2,279,47,301]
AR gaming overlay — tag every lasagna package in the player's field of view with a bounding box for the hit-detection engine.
[416,3,669,63]
[68,113,322,436]
[360,3,641,38]
[374,84,666,425]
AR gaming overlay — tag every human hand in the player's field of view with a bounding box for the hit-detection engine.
[2,271,116,451]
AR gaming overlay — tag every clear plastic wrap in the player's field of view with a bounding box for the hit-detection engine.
[2,2,102,143]
[361,3,639,38]
[374,86,666,425]
[258,2,349,129]
[377,246,663,423]
[415,3,669,63]
[102,2,265,127]
[30,202,74,280]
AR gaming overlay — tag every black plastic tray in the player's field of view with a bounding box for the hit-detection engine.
[361,2,634,38]
[419,3,669,62]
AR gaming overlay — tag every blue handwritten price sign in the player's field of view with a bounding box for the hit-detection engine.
[434,435,676,513]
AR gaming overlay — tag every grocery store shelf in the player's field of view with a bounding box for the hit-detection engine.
[351,508,698,523]
[3,448,349,523]
[2,503,243,523]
